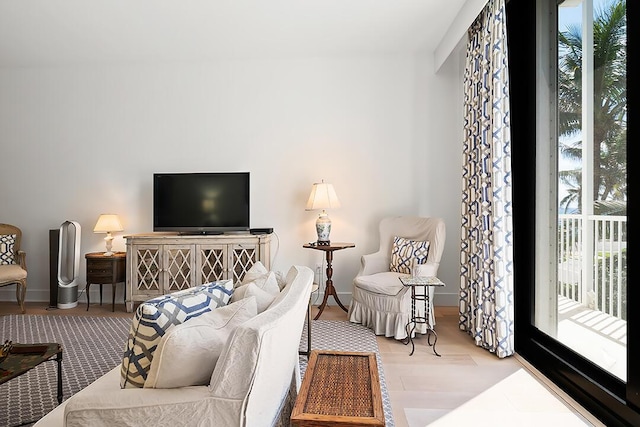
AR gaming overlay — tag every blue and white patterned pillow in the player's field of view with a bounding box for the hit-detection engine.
[120,280,234,388]
[0,234,16,265]
[389,236,430,274]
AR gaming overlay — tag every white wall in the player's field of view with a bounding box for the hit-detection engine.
[0,53,463,308]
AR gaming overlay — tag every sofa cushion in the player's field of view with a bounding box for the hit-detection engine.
[232,282,278,313]
[354,271,405,296]
[144,296,258,389]
[389,236,430,274]
[0,234,16,265]
[120,280,234,389]
[231,271,279,304]
[240,261,269,284]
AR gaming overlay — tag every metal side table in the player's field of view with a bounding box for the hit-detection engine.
[399,275,445,356]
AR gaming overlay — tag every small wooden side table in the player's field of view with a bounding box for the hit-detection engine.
[303,242,355,320]
[85,252,126,312]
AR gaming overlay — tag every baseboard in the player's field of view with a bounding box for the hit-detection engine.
[0,288,124,304]
[2,289,460,307]
[433,292,459,306]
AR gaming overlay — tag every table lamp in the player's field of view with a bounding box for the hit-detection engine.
[93,214,124,256]
[305,180,341,245]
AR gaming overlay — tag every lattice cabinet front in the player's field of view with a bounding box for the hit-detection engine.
[126,233,271,312]
[164,246,195,292]
[132,245,161,295]
[197,245,227,283]
[230,244,258,284]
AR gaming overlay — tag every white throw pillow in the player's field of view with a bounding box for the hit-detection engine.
[231,282,280,313]
[240,261,269,285]
[254,271,280,295]
[244,282,277,313]
[144,296,258,389]
[274,270,287,291]
[231,271,280,304]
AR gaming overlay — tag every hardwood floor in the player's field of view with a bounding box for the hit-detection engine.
[1,301,604,427]
[315,305,603,427]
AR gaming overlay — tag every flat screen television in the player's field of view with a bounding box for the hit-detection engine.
[153,172,250,234]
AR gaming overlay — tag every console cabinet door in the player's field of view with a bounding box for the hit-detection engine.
[163,245,195,292]
[131,244,163,301]
[196,244,227,284]
[229,243,259,284]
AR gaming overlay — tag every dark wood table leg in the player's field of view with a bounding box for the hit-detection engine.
[99,284,103,306]
[314,250,348,320]
[56,350,63,404]
[86,283,91,311]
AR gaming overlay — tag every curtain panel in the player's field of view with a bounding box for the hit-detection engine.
[459,0,515,358]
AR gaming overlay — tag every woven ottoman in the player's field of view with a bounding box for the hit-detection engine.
[291,350,385,426]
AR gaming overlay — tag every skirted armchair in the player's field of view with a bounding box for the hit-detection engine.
[0,223,28,313]
[348,216,445,339]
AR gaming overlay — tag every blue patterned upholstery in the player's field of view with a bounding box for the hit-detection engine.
[389,236,430,274]
[120,280,234,388]
[0,234,16,265]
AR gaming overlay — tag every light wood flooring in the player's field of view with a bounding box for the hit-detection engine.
[1,301,605,427]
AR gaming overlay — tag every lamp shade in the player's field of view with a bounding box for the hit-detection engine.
[93,214,124,233]
[305,181,341,211]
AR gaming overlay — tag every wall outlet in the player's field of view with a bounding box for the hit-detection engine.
[314,264,322,284]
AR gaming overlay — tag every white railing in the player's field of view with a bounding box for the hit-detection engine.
[558,214,627,320]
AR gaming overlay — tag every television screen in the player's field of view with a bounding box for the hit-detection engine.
[153,172,250,234]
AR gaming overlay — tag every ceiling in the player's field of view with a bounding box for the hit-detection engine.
[0,0,466,67]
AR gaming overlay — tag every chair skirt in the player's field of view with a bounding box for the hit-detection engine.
[348,283,435,340]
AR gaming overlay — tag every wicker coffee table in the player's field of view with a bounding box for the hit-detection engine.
[291,350,385,426]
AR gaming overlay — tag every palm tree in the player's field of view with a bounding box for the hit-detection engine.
[558,0,626,215]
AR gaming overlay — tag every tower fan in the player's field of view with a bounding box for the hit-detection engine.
[57,220,81,309]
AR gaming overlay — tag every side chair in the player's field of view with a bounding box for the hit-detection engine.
[0,223,28,313]
[348,216,446,339]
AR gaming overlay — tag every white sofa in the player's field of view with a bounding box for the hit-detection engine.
[34,265,314,427]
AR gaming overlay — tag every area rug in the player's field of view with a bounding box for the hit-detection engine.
[0,315,131,427]
[1,315,393,427]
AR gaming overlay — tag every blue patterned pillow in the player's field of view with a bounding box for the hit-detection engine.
[0,234,16,265]
[120,280,234,388]
[390,236,430,274]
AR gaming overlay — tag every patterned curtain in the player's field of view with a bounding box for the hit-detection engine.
[459,0,514,358]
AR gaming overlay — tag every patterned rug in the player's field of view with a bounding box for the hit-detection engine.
[0,315,393,427]
[0,316,131,427]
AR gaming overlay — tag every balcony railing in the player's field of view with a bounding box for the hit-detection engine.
[558,214,627,320]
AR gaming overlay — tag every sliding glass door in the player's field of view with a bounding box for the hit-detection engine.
[509,0,638,425]
[535,0,627,381]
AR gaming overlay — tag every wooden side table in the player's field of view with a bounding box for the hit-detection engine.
[85,252,126,312]
[303,242,355,320]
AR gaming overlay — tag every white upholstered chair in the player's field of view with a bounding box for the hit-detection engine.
[348,216,445,339]
[0,223,27,313]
